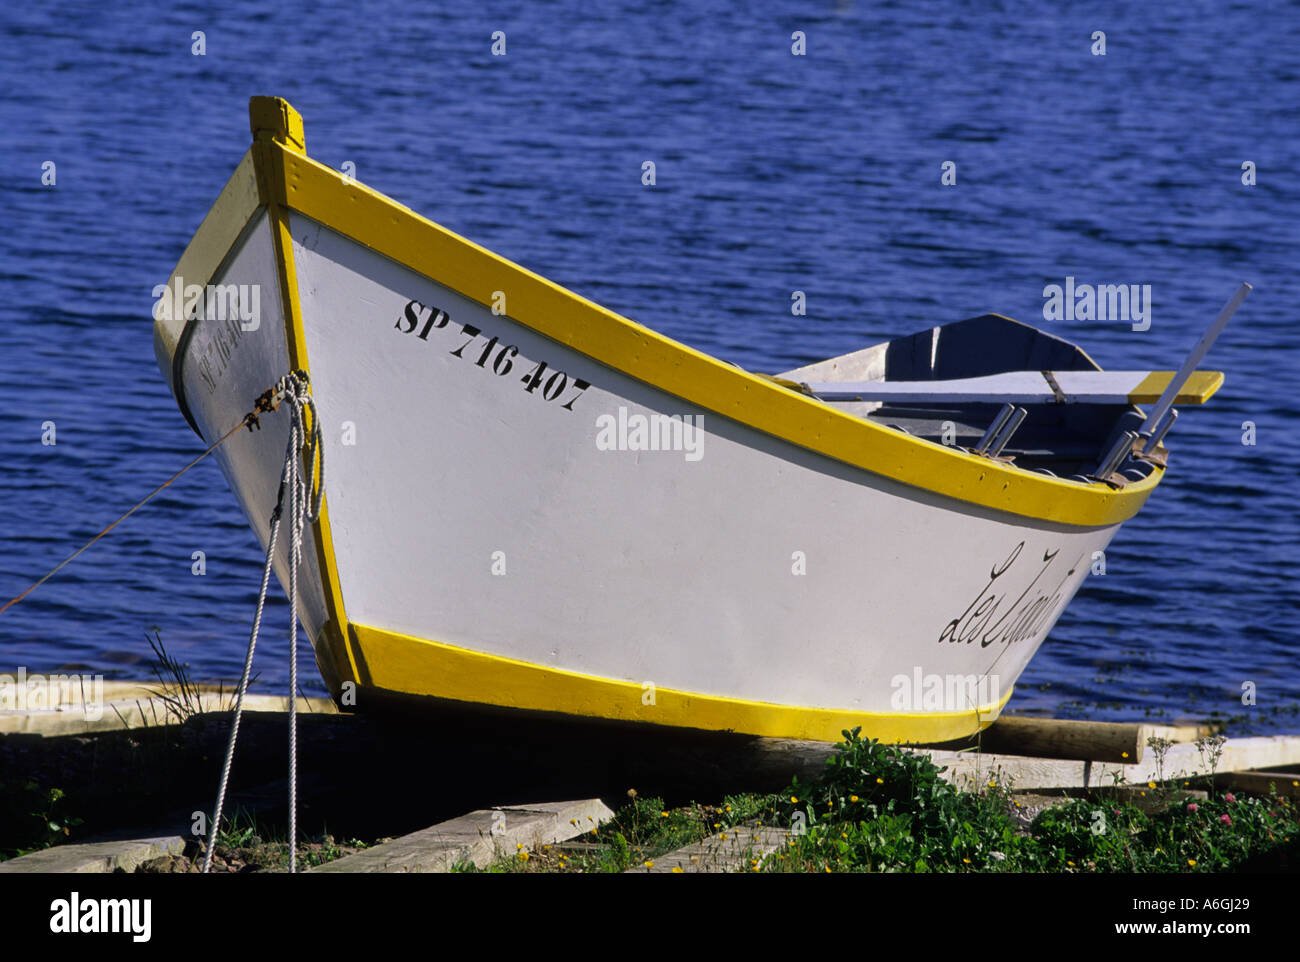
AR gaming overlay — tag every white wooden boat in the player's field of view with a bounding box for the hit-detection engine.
[152,98,1235,743]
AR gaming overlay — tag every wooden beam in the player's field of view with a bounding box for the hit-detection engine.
[970,717,1210,764]
[927,735,1300,792]
[802,369,1224,405]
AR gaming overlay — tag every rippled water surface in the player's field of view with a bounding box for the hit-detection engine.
[1,2,1296,731]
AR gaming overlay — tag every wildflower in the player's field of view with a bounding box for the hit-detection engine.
[1121,751,1129,758]
[671,867,683,874]
[850,795,859,802]
[1188,859,1196,867]
[1220,814,1232,826]
[1224,793,1236,803]
[643,860,654,868]
[518,851,529,862]
[1147,781,1156,789]
[725,805,732,812]
[627,789,637,798]
[875,778,884,785]
[1186,803,1199,813]
[962,858,971,864]
[1067,861,1075,867]
[790,796,798,803]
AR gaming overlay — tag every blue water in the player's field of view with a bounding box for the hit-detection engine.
[1,2,1296,732]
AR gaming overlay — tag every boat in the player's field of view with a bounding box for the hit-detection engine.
[152,97,1241,744]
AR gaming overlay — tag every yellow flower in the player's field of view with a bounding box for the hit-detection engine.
[1147,782,1156,789]
[824,866,831,873]
[1121,751,1129,758]
[661,811,669,818]
[726,805,732,812]
[671,866,683,873]
[850,795,859,802]
[643,860,654,868]
[962,858,971,864]
[790,796,799,803]
[518,852,529,862]
[876,778,884,784]
[1188,859,1196,867]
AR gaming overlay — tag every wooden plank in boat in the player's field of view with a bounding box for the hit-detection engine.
[803,369,1224,405]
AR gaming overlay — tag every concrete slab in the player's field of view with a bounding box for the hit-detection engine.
[0,836,185,874]
[309,798,614,873]
[628,824,790,873]
[0,693,337,736]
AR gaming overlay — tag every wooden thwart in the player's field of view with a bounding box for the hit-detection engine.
[802,370,1224,405]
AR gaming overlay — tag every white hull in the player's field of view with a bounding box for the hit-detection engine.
[154,99,1176,742]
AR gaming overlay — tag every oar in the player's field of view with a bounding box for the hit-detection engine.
[1091,282,1251,477]
[1133,282,1251,453]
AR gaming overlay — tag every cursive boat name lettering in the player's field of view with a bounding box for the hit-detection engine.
[938,541,1083,649]
[395,299,591,410]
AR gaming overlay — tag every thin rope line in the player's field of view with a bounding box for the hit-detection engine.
[0,418,253,617]
[201,371,321,875]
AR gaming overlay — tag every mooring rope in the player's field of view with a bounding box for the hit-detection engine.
[202,370,322,874]
[0,415,263,617]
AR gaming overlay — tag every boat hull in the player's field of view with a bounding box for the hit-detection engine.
[155,98,1164,743]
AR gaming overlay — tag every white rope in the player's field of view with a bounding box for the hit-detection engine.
[202,370,323,874]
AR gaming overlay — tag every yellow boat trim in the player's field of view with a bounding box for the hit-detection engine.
[348,623,1010,743]
[249,103,360,689]
[254,99,1164,528]
[1130,370,1224,405]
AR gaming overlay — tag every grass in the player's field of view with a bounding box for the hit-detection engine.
[0,779,84,860]
[137,810,373,873]
[472,728,1300,873]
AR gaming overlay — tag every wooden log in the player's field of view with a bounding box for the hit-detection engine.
[974,717,1148,763]
[969,717,1211,764]
[1219,771,1300,799]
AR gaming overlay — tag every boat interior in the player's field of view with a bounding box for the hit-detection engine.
[777,314,1156,484]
